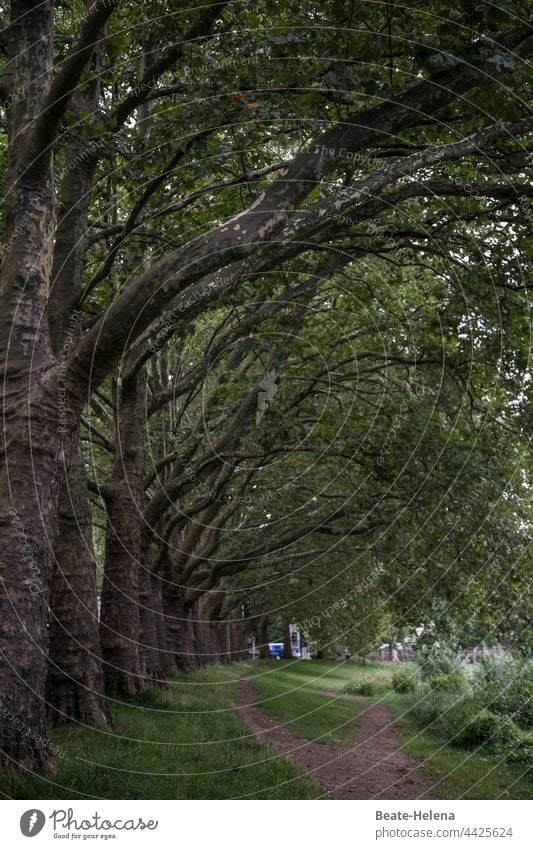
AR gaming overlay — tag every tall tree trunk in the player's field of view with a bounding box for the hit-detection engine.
[46,71,108,724]
[163,585,200,673]
[160,537,203,673]
[196,595,226,665]
[138,537,166,687]
[46,429,110,727]
[100,372,146,698]
[0,375,61,771]
[151,566,175,680]
[0,0,61,771]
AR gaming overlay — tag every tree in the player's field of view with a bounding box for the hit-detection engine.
[0,0,531,770]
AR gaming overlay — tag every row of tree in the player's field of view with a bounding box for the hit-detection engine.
[0,0,531,772]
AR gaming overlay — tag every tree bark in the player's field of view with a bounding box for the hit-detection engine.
[258,617,270,659]
[0,0,61,771]
[177,616,200,671]
[151,566,175,680]
[198,595,228,665]
[138,557,166,686]
[282,622,294,659]
[46,77,108,724]
[46,429,110,727]
[167,594,200,673]
[99,372,146,698]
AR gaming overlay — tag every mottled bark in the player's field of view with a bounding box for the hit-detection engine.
[197,596,224,665]
[100,372,146,698]
[46,59,108,723]
[0,375,61,771]
[151,566,175,680]
[163,579,200,673]
[46,430,110,727]
[0,0,59,771]
[138,554,166,686]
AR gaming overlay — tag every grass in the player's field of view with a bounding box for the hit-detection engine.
[251,659,533,800]
[2,662,319,800]
[3,659,531,799]
[386,692,533,800]
[249,658,380,744]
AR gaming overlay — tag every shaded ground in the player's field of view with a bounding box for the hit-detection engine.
[236,675,437,799]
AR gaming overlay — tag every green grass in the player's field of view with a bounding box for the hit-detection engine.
[249,658,379,744]
[3,659,531,799]
[385,692,533,799]
[2,663,319,800]
[251,659,533,800]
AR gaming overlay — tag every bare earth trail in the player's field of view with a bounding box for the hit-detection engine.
[236,676,439,799]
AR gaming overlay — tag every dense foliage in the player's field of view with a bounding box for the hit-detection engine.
[0,0,530,772]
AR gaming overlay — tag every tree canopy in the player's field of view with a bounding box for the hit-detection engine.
[0,0,530,771]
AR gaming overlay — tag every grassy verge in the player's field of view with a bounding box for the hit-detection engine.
[2,662,319,800]
[4,659,531,799]
[385,692,533,800]
[251,659,533,799]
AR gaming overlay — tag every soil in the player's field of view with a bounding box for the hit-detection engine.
[236,676,439,799]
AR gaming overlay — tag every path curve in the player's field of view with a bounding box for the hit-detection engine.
[236,676,438,799]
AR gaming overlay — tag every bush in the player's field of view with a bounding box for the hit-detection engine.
[392,667,418,693]
[456,711,520,751]
[355,679,376,697]
[416,645,463,681]
[410,683,530,766]
[410,686,467,729]
[474,656,533,730]
[506,735,533,766]
[407,651,533,766]
[345,678,376,697]
[427,670,467,692]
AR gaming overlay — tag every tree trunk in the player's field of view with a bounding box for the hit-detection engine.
[0,380,60,771]
[282,622,294,659]
[100,372,146,698]
[236,622,250,661]
[258,617,270,659]
[46,430,110,727]
[138,557,166,687]
[173,599,200,672]
[159,544,200,673]
[0,0,61,771]
[46,111,108,724]
[144,530,175,681]
[198,596,226,665]
[152,568,176,680]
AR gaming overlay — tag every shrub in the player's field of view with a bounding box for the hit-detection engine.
[506,735,533,766]
[355,679,376,697]
[345,678,376,697]
[392,667,418,693]
[433,692,477,741]
[410,684,529,766]
[410,686,467,729]
[427,670,466,692]
[416,645,463,681]
[455,711,520,751]
[474,655,533,730]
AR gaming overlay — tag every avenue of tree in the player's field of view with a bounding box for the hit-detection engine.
[0,0,531,772]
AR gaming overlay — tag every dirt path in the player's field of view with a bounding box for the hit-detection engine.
[236,676,438,799]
